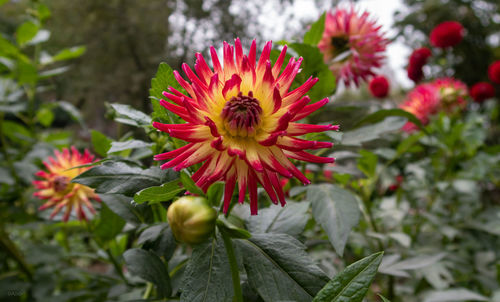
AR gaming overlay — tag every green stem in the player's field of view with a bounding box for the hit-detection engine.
[220,230,243,302]
[105,248,130,286]
[0,226,33,280]
[142,282,153,299]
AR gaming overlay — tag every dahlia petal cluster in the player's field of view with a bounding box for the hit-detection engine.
[33,147,100,221]
[399,84,440,132]
[429,21,464,48]
[400,77,468,132]
[470,82,495,103]
[154,39,337,214]
[318,7,388,86]
[432,77,468,111]
[488,61,500,84]
[407,47,432,83]
[368,75,389,98]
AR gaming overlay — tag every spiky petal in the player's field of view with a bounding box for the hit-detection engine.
[153,39,337,215]
[33,147,100,221]
[318,7,388,86]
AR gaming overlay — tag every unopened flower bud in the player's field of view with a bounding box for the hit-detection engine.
[167,196,217,244]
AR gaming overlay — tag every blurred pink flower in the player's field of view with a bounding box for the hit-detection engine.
[318,7,388,86]
[399,84,440,132]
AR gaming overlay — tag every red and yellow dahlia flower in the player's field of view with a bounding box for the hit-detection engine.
[153,39,337,214]
[33,147,100,221]
[399,83,440,132]
[318,7,388,86]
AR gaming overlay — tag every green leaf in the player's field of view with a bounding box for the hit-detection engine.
[303,13,326,45]
[36,3,51,21]
[51,46,86,62]
[94,203,125,242]
[109,103,152,127]
[354,109,425,131]
[216,218,251,239]
[2,120,33,144]
[150,62,185,123]
[72,160,171,196]
[107,140,153,154]
[91,130,112,157]
[16,61,38,85]
[312,252,384,302]
[378,294,391,302]
[36,107,54,127]
[180,170,205,196]
[180,236,234,302]
[423,288,488,302]
[207,182,224,207]
[286,42,336,100]
[341,117,407,146]
[307,184,360,256]
[99,194,150,225]
[357,150,378,178]
[137,223,176,260]
[379,253,446,277]
[246,201,310,237]
[133,180,183,204]
[0,167,15,185]
[237,233,329,301]
[58,101,85,127]
[38,66,70,78]
[16,21,39,46]
[124,248,172,298]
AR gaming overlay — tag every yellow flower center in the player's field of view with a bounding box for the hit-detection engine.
[220,91,263,138]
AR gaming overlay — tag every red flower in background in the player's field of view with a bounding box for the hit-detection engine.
[407,64,424,83]
[470,82,495,103]
[409,47,432,67]
[429,21,464,48]
[33,147,100,221]
[318,7,388,86]
[369,75,390,98]
[399,83,440,132]
[153,39,337,215]
[407,48,432,83]
[488,61,500,84]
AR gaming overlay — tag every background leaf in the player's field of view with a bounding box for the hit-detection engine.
[307,184,360,255]
[303,12,326,45]
[246,201,310,237]
[123,248,172,298]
